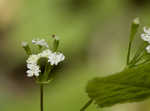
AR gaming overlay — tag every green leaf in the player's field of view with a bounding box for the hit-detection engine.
[86,63,150,108]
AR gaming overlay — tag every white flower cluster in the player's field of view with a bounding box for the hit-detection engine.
[48,52,65,65]
[26,54,41,77]
[32,38,49,48]
[26,49,65,77]
[141,27,150,53]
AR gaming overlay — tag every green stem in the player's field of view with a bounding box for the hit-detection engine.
[127,41,132,65]
[40,84,44,111]
[128,53,145,68]
[136,58,150,67]
[80,99,93,111]
[130,43,147,65]
[127,18,140,65]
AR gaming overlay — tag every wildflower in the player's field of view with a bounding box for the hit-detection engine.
[38,49,52,58]
[22,35,65,111]
[26,54,41,77]
[32,38,49,48]
[26,65,41,77]
[26,54,40,64]
[48,52,65,65]
[144,27,150,34]
[133,17,140,25]
[146,45,150,53]
[141,27,150,43]
[23,35,65,79]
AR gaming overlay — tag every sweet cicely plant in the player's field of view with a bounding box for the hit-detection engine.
[81,18,150,111]
[22,35,65,111]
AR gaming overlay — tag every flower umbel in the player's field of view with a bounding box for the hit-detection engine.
[38,49,52,58]
[32,38,49,48]
[26,54,41,77]
[146,45,150,53]
[23,36,65,79]
[48,52,65,65]
[141,27,150,43]
[22,35,65,111]
[140,26,150,54]
[27,64,41,77]
[27,54,40,64]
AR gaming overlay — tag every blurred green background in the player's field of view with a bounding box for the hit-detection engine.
[1,0,150,111]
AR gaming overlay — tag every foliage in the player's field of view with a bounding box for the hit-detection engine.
[83,18,150,110]
[86,62,150,108]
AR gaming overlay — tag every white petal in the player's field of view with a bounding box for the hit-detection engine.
[32,38,49,48]
[26,70,34,77]
[34,73,40,76]
[146,45,150,53]
[39,49,52,57]
[141,34,150,42]
[48,52,65,66]
[144,27,150,34]
[26,54,40,64]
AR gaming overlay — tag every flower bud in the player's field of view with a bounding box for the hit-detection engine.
[130,17,140,42]
[127,17,140,65]
[21,41,31,55]
[52,34,59,52]
[133,17,140,25]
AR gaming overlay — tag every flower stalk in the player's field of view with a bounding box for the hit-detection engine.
[80,17,141,111]
[127,19,150,68]
[80,99,93,111]
[22,35,65,111]
[40,84,44,111]
[127,17,140,65]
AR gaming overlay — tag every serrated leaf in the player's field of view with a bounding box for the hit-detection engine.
[86,63,150,108]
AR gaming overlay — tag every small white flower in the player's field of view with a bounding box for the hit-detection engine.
[26,48,65,77]
[26,65,41,77]
[26,50,52,77]
[38,49,52,58]
[26,54,41,77]
[146,45,150,53]
[141,27,150,43]
[26,70,34,77]
[48,52,65,65]
[26,54,40,64]
[27,63,36,69]
[133,17,140,25]
[141,34,150,42]
[144,27,150,34]
[32,38,49,48]
[21,41,28,47]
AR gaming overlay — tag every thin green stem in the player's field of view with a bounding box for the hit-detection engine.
[127,18,140,65]
[127,41,132,65]
[40,84,44,111]
[128,53,145,68]
[130,43,145,63]
[136,58,150,67]
[80,99,93,111]
[130,43,147,65]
